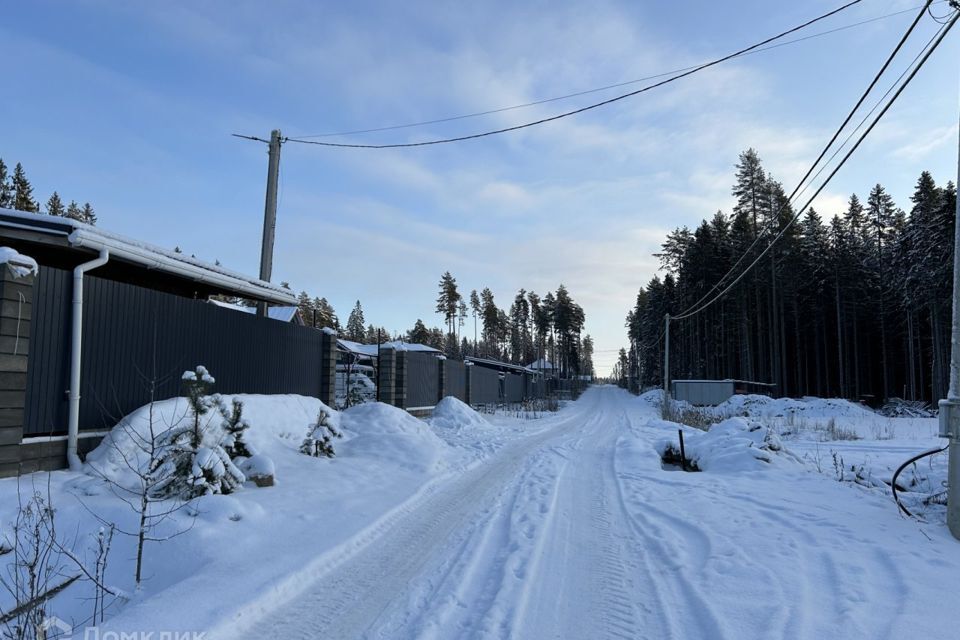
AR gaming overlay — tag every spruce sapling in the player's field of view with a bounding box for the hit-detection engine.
[218,397,253,459]
[300,410,342,458]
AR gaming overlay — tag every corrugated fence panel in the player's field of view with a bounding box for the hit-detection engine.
[443,359,466,401]
[25,270,324,435]
[406,351,439,408]
[470,366,500,405]
[24,267,71,436]
[505,373,523,403]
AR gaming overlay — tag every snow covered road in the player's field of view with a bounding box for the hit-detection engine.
[226,386,960,639]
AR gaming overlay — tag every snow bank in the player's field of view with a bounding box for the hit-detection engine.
[636,389,664,409]
[430,396,490,432]
[2,392,489,634]
[339,402,449,472]
[0,246,38,278]
[714,394,873,419]
[86,394,332,489]
[656,418,800,472]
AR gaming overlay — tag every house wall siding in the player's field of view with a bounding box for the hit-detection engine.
[24,267,326,438]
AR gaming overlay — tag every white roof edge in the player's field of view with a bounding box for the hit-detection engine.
[0,208,295,305]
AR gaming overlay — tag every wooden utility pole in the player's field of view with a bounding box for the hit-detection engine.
[945,46,960,538]
[663,313,671,418]
[257,129,282,317]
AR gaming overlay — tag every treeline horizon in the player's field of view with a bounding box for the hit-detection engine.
[0,155,98,224]
[625,148,956,404]
[294,275,595,378]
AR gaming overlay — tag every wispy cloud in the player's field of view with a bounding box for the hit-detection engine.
[6,0,958,373]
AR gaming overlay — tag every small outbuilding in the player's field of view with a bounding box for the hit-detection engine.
[671,379,776,406]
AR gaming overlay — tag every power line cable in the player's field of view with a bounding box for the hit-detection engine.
[635,1,938,351]
[671,15,951,322]
[670,0,934,319]
[928,3,954,22]
[292,2,941,140]
[269,0,865,149]
[670,8,957,322]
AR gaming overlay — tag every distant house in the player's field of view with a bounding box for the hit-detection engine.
[468,356,537,376]
[336,339,439,364]
[527,358,555,374]
[209,299,304,325]
[671,379,776,406]
[382,340,441,353]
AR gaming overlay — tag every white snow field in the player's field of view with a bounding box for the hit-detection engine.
[4,386,960,639]
[228,387,960,639]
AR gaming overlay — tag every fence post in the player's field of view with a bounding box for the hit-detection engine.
[319,329,337,408]
[437,357,446,404]
[0,262,34,478]
[378,346,396,406]
[465,362,473,406]
[394,350,407,410]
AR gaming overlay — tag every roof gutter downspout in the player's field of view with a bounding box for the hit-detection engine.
[67,248,109,471]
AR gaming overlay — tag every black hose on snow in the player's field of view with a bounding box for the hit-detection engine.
[891,445,947,518]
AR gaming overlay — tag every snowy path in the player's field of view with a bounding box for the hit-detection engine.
[225,386,960,640]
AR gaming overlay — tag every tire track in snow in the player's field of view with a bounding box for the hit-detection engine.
[700,488,911,638]
[229,394,607,640]
[612,410,735,640]
[384,447,571,639]
[511,413,645,640]
[403,411,602,639]
[617,415,811,639]
[617,402,914,639]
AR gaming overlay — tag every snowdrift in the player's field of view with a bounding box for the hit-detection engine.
[430,396,491,432]
[713,394,873,419]
[86,394,334,489]
[635,389,664,409]
[656,418,801,472]
[339,401,449,472]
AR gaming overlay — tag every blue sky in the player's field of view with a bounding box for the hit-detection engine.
[2,0,958,374]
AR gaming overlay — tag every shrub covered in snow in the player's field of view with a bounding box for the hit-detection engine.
[152,426,241,498]
[656,418,801,472]
[218,397,254,459]
[151,367,254,499]
[300,409,343,458]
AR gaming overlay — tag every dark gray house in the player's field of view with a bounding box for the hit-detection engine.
[0,208,341,478]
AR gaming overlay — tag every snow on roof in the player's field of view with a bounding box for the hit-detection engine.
[337,339,440,357]
[0,208,296,305]
[208,299,301,322]
[0,246,38,278]
[466,356,536,375]
[527,358,555,370]
[338,339,379,357]
[382,340,440,353]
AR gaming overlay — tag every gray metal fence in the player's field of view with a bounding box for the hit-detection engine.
[527,374,546,398]
[504,373,524,403]
[444,359,466,402]
[406,351,439,409]
[24,267,325,436]
[469,366,501,405]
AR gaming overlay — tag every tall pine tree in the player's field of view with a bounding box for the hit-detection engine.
[12,163,37,212]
